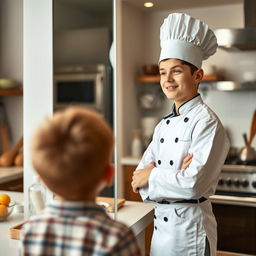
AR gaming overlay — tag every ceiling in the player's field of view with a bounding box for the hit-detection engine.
[56,0,243,13]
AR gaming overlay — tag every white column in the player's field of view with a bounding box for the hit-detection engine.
[23,0,53,218]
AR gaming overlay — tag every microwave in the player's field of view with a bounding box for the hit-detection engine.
[54,64,113,125]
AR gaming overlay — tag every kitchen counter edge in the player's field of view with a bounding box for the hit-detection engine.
[0,167,23,184]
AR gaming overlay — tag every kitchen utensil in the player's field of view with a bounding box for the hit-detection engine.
[239,133,256,162]
[226,146,238,161]
[0,136,23,166]
[140,94,155,109]
[243,133,249,146]
[239,146,256,162]
[248,110,256,145]
[139,92,163,109]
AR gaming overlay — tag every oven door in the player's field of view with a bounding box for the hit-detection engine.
[54,73,103,111]
[210,195,256,255]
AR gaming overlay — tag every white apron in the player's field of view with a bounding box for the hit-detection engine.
[151,200,216,256]
[137,95,230,256]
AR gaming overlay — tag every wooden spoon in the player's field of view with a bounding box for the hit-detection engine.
[248,110,256,146]
[0,136,23,167]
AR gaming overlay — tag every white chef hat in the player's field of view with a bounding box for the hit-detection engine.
[159,13,217,68]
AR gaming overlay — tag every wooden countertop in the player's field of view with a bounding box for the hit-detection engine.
[0,167,23,184]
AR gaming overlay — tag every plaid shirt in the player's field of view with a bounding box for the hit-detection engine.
[20,200,142,256]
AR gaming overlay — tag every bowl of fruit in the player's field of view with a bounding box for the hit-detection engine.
[0,193,16,221]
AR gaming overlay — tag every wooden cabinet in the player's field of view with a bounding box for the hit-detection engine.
[124,165,142,202]
[0,177,23,192]
[0,89,23,96]
[124,165,153,255]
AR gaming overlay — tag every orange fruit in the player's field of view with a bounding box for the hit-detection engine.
[0,205,8,217]
[0,194,11,206]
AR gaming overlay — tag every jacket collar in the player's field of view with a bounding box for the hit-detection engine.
[164,94,202,119]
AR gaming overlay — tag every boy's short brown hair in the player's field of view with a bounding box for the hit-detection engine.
[30,107,114,199]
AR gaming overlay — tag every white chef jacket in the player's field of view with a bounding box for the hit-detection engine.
[137,94,230,256]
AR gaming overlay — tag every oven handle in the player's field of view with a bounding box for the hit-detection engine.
[210,195,256,207]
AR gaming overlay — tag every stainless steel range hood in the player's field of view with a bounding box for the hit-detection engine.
[200,81,256,91]
[214,0,256,50]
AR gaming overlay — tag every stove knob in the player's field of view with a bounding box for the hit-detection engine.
[218,178,224,185]
[233,178,240,187]
[241,179,249,188]
[225,178,232,186]
[252,181,256,189]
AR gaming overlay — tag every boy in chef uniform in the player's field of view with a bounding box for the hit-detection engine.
[132,13,230,256]
[20,107,141,256]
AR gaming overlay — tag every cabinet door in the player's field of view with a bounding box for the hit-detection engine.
[124,165,142,202]
[124,165,153,255]
[0,178,23,192]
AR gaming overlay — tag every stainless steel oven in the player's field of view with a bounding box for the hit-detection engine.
[54,64,113,126]
[210,163,256,255]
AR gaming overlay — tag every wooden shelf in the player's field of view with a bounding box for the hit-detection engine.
[0,89,23,96]
[135,75,160,83]
[202,74,219,81]
[135,73,219,83]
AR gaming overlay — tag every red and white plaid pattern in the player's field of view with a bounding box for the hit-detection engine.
[20,200,141,256]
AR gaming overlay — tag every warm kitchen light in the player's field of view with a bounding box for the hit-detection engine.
[144,2,154,8]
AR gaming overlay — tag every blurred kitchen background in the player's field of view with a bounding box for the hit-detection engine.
[1,0,256,191]
[120,0,256,158]
[0,0,255,181]
[1,0,256,255]
[1,0,256,161]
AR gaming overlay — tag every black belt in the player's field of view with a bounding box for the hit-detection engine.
[158,197,207,204]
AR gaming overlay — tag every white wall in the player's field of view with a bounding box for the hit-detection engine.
[121,3,145,156]
[0,0,23,146]
[121,3,256,151]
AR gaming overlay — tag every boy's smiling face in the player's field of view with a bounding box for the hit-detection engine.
[159,58,203,109]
